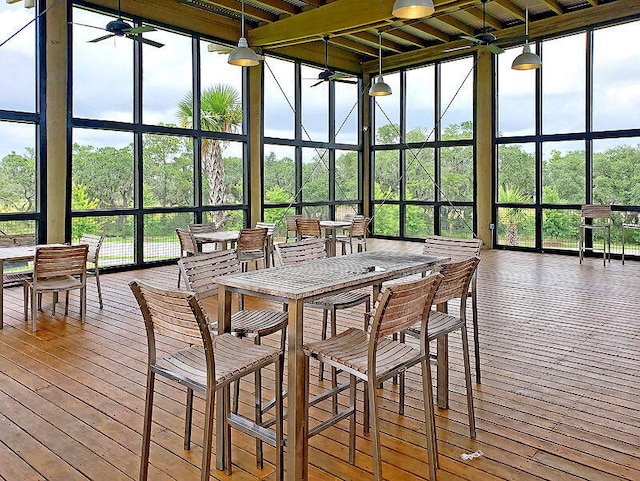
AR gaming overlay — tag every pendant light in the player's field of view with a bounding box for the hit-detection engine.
[511,6,541,70]
[392,0,435,19]
[369,32,392,97]
[228,0,260,67]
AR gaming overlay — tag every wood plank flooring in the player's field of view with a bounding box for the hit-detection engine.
[1,240,639,481]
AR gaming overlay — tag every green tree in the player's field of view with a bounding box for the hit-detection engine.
[0,149,36,212]
[71,182,102,238]
[498,185,530,246]
[177,84,242,229]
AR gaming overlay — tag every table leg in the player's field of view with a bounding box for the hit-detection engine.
[286,298,308,481]
[436,302,449,409]
[216,286,233,470]
[0,260,4,329]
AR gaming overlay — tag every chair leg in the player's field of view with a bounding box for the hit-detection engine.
[31,287,37,332]
[398,371,405,416]
[80,286,86,324]
[330,305,338,414]
[471,278,481,384]
[461,325,476,438]
[53,292,58,315]
[184,387,194,449]
[421,357,439,481]
[233,379,241,415]
[254,337,264,469]
[348,374,357,464]
[274,354,284,481]
[65,291,69,316]
[95,267,103,309]
[579,226,584,264]
[318,309,329,381]
[23,284,29,322]
[224,384,233,476]
[202,385,216,481]
[363,381,370,435]
[177,268,182,288]
[368,374,383,481]
[140,370,155,481]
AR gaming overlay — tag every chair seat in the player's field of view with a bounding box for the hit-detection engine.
[427,310,466,340]
[229,310,288,337]
[304,328,421,379]
[238,249,266,262]
[156,333,282,387]
[27,275,83,292]
[3,270,32,287]
[307,291,370,310]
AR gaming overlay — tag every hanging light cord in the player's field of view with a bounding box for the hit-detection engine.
[240,0,245,39]
[378,32,383,77]
[0,0,62,49]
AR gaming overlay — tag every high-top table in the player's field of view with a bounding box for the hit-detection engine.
[319,220,351,257]
[216,250,446,480]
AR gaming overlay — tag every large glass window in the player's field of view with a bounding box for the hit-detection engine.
[499,47,536,137]
[264,58,295,139]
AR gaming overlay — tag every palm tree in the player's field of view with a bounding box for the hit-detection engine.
[498,185,531,246]
[176,84,242,229]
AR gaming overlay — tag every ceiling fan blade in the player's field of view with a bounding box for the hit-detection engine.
[496,35,528,46]
[334,78,358,84]
[443,45,473,53]
[124,25,156,34]
[127,34,164,48]
[486,43,504,55]
[460,35,483,45]
[71,22,106,32]
[310,79,325,88]
[89,34,115,43]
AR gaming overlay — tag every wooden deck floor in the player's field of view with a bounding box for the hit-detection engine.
[1,240,639,481]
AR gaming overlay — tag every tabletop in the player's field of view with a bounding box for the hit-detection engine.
[192,230,240,243]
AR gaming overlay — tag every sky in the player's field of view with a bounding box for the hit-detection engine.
[0,1,639,161]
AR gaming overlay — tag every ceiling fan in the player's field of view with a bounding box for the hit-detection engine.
[79,0,164,48]
[444,0,525,55]
[310,36,358,88]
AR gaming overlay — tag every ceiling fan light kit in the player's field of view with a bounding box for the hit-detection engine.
[392,0,435,19]
[369,32,392,96]
[228,0,260,67]
[511,5,541,70]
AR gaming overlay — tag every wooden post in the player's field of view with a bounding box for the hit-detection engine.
[476,49,493,249]
[45,0,68,243]
[248,65,263,227]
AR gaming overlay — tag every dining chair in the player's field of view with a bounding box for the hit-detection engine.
[422,235,483,382]
[130,280,284,481]
[237,227,268,271]
[336,216,369,255]
[284,214,302,242]
[189,222,222,251]
[79,234,104,309]
[255,222,276,267]
[579,204,611,265]
[274,238,370,388]
[24,244,89,332]
[303,273,443,481]
[401,256,480,438]
[176,228,198,288]
[1,233,36,288]
[295,218,322,239]
[178,250,287,464]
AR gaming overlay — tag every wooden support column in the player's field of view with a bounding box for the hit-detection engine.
[45,0,68,243]
[476,49,493,249]
[248,65,263,227]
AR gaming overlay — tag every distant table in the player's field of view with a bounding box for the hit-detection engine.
[192,230,239,251]
[216,250,446,481]
[0,244,63,329]
[622,223,640,264]
[320,220,351,257]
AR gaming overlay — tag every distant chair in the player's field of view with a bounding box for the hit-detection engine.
[422,235,483,382]
[255,222,276,267]
[579,204,611,265]
[295,218,322,239]
[285,214,302,242]
[79,234,104,309]
[24,244,88,332]
[275,238,370,387]
[130,280,284,481]
[176,228,198,288]
[336,216,369,255]
[237,227,268,271]
[1,233,36,288]
[189,222,220,251]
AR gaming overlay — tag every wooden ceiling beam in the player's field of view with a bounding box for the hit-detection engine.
[247,0,396,47]
[383,27,432,48]
[434,14,475,36]
[538,0,564,15]
[267,41,361,73]
[408,22,451,42]
[467,6,503,30]
[361,0,640,73]
[332,37,380,57]
[198,0,279,23]
[349,32,405,54]
[249,0,299,15]
[493,0,525,22]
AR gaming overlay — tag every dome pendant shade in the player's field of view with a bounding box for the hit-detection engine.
[392,0,435,19]
[370,76,392,96]
[511,44,541,70]
[228,37,260,66]
[228,0,260,67]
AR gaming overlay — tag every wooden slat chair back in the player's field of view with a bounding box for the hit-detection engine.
[401,256,480,439]
[295,218,322,238]
[188,222,218,234]
[422,235,483,382]
[284,214,302,242]
[176,228,198,287]
[25,244,89,332]
[255,222,276,267]
[579,204,612,265]
[303,273,443,481]
[237,227,268,271]
[337,216,370,255]
[79,234,104,308]
[129,280,284,481]
[179,249,240,300]
[275,238,370,384]
[1,233,36,287]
